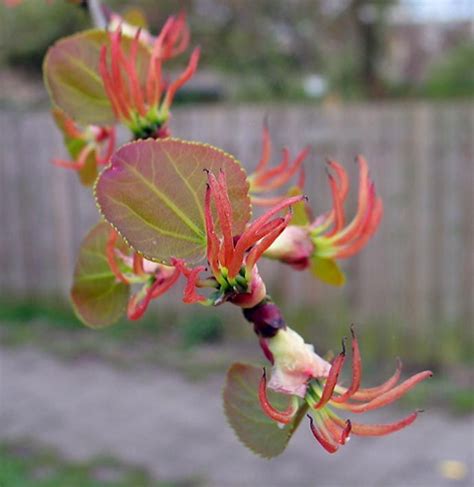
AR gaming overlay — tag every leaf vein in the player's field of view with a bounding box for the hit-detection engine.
[116,155,204,238]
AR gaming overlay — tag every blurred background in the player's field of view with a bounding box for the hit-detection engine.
[0,0,473,486]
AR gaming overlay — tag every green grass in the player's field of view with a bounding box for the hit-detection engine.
[0,297,241,378]
[0,297,225,347]
[180,311,224,348]
[0,296,186,356]
[0,296,175,334]
[0,441,200,487]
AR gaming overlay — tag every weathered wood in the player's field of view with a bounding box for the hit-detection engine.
[0,103,472,335]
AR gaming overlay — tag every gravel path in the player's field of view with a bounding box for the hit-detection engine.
[1,347,473,487]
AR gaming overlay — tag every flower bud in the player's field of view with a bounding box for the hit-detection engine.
[264,225,313,270]
[230,268,266,309]
[266,326,331,397]
[243,301,286,338]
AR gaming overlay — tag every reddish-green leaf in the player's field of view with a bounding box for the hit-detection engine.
[95,138,251,265]
[43,29,150,125]
[71,221,130,328]
[223,362,306,458]
[310,255,346,286]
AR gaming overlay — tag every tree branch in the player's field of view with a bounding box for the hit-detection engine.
[87,0,107,29]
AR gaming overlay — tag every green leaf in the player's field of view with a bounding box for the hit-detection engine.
[287,186,310,226]
[95,138,251,265]
[43,29,151,125]
[310,256,346,286]
[223,362,306,458]
[71,221,130,328]
[122,7,149,28]
[77,150,99,187]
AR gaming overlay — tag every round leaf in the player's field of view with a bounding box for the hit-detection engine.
[95,138,251,265]
[71,221,130,328]
[44,29,151,125]
[223,362,306,458]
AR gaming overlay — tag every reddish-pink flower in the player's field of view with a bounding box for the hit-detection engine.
[107,10,190,58]
[310,156,383,259]
[52,109,115,185]
[174,170,305,308]
[258,326,432,453]
[248,122,308,206]
[105,229,180,320]
[265,156,383,285]
[151,12,190,60]
[99,20,199,137]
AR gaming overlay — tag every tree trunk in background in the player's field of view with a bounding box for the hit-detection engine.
[350,0,394,98]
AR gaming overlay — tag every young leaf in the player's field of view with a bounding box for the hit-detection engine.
[77,150,99,187]
[310,256,346,286]
[122,7,149,28]
[44,29,150,125]
[95,138,251,265]
[287,186,310,226]
[71,221,130,328]
[223,362,306,458]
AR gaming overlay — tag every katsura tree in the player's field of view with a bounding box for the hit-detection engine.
[8,0,432,457]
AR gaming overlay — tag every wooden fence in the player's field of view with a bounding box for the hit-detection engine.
[0,102,472,332]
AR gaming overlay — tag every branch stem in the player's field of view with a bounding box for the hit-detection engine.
[86,0,107,29]
[242,297,287,338]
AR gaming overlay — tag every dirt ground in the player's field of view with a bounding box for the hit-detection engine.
[1,346,473,487]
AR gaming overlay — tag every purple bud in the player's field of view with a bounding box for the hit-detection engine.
[243,302,286,338]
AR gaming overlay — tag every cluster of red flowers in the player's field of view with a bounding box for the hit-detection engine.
[52,109,115,176]
[173,170,304,309]
[258,327,432,453]
[246,126,383,286]
[105,229,180,320]
[99,14,199,137]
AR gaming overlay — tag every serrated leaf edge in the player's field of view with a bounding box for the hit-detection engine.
[222,362,293,459]
[93,137,252,265]
[70,220,130,328]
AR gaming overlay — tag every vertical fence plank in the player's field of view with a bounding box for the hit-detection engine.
[1,112,28,293]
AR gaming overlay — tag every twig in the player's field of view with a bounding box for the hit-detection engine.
[87,0,107,29]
